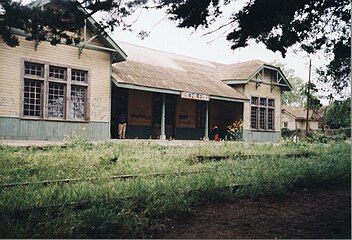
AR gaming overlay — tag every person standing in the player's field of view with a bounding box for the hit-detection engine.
[213,125,220,142]
[117,110,127,139]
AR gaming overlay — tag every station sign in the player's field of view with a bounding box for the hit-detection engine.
[181,92,210,101]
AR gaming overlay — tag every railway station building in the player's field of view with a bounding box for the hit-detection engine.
[0,0,292,142]
[111,42,291,141]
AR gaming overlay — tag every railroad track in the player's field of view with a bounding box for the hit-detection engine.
[0,152,315,189]
[0,170,207,189]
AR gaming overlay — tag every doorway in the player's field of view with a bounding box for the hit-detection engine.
[111,86,128,138]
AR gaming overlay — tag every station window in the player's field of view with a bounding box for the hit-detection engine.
[250,96,275,131]
[22,61,89,121]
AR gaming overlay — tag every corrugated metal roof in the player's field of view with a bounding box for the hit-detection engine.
[113,42,277,101]
[216,60,265,80]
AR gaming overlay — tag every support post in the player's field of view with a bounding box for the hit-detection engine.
[204,101,209,140]
[160,94,166,140]
[306,59,312,132]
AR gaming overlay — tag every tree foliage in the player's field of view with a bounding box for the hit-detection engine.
[158,0,350,96]
[326,98,351,129]
[0,0,86,47]
[301,82,322,112]
[0,0,350,96]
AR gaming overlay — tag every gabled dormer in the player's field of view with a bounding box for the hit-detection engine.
[218,60,292,92]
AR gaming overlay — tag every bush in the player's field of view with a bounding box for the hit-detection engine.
[281,128,296,138]
[305,131,346,143]
[307,132,329,143]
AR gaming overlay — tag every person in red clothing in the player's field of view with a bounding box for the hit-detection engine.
[213,125,220,142]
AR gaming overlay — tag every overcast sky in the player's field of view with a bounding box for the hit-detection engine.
[106,1,328,84]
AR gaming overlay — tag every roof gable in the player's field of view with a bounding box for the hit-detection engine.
[27,0,127,62]
[219,60,292,91]
[217,60,265,80]
[282,105,316,120]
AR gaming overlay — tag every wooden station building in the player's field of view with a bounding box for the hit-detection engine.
[0,0,292,142]
[111,42,291,141]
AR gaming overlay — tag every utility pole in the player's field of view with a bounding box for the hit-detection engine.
[306,59,311,132]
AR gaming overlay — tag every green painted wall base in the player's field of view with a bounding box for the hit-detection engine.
[243,130,281,142]
[175,128,204,140]
[0,117,281,142]
[0,117,109,140]
[126,125,152,139]
[125,126,205,140]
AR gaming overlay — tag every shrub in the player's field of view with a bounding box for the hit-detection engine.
[307,132,329,143]
[305,131,346,143]
[281,128,296,138]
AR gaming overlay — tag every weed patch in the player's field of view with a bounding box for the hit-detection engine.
[0,141,350,238]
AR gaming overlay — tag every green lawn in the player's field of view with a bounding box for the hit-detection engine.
[0,140,350,238]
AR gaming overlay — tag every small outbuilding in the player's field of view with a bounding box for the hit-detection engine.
[281,105,319,130]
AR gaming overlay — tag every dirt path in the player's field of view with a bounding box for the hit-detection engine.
[160,185,351,239]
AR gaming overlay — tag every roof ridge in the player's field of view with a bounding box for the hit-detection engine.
[117,40,220,64]
[116,41,277,68]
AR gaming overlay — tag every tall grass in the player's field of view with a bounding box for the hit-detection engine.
[0,141,350,238]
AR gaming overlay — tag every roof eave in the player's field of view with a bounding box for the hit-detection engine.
[222,79,248,85]
[112,76,249,103]
[282,109,298,119]
[84,13,127,62]
[210,95,249,103]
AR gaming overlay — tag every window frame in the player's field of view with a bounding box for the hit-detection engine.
[250,96,259,129]
[23,78,44,118]
[250,95,275,131]
[20,59,90,122]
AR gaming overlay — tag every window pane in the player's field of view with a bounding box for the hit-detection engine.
[48,83,65,118]
[23,79,42,117]
[49,66,66,80]
[251,97,258,105]
[24,62,43,77]
[268,109,274,130]
[260,98,267,106]
[71,69,87,83]
[259,108,266,129]
[70,86,86,119]
[251,107,258,129]
[268,99,275,107]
